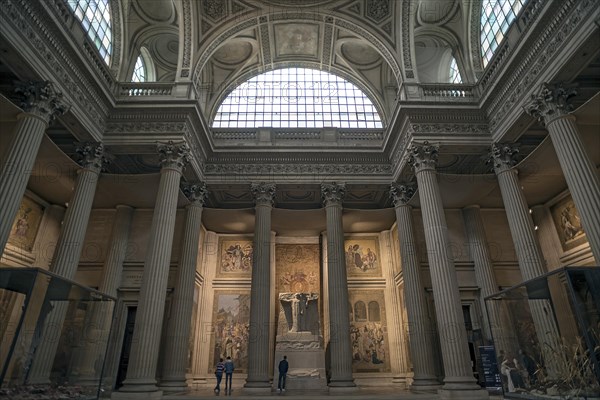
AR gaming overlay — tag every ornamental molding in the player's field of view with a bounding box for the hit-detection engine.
[14,81,70,123]
[250,182,276,206]
[401,0,414,79]
[409,123,489,135]
[321,182,346,206]
[487,142,520,174]
[1,0,109,133]
[157,141,192,171]
[74,142,109,171]
[181,182,209,205]
[407,141,439,173]
[524,83,577,125]
[105,122,189,134]
[390,183,416,207]
[486,0,595,134]
[181,0,192,76]
[204,163,392,176]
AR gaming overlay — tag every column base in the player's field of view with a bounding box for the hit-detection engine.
[438,388,489,400]
[242,386,272,394]
[158,379,189,393]
[111,390,163,400]
[328,381,358,391]
[411,376,442,391]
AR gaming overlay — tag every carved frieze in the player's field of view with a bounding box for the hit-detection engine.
[204,163,392,176]
[409,123,489,135]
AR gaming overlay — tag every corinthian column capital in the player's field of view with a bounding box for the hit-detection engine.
[321,182,346,207]
[488,142,520,174]
[525,83,577,125]
[14,81,69,123]
[75,142,109,171]
[181,182,208,206]
[408,141,439,173]
[251,182,276,206]
[390,183,416,207]
[157,141,191,171]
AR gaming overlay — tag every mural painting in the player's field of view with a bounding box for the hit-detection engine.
[217,237,253,277]
[550,196,587,251]
[8,196,44,251]
[349,290,390,372]
[344,237,382,277]
[210,292,250,372]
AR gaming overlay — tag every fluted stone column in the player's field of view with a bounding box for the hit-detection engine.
[160,183,208,391]
[408,143,487,400]
[462,206,513,353]
[244,182,275,390]
[321,182,355,388]
[114,141,190,399]
[526,83,600,263]
[27,143,107,384]
[489,143,546,281]
[77,205,134,383]
[390,183,440,390]
[0,81,68,254]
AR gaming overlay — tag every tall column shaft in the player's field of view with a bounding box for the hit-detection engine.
[321,183,355,388]
[245,183,275,388]
[546,116,600,262]
[115,142,189,398]
[392,199,440,389]
[161,183,207,390]
[0,81,68,254]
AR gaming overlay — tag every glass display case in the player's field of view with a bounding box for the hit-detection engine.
[0,268,116,399]
[485,267,600,399]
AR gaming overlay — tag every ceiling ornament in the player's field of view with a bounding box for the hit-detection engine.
[366,0,390,23]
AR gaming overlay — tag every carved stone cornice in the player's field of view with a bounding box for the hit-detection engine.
[105,121,189,134]
[409,122,489,135]
[321,182,346,207]
[75,142,109,171]
[157,141,191,171]
[203,163,392,176]
[487,143,520,174]
[181,182,208,206]
[524,83,577,125]
[408,141,439,173]
[390,183,416,207]
[250,182,276,206]
[14,81,69,123]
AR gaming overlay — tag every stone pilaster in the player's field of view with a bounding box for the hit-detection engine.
[321,182,355,388]
[114,141,190,399]
[0,81,68,253]
[408,142,487,400]
[488,143,546,281]
[244,182,275,390]
[160,183,208,391]
[462,206,512,352]
[390,183,440,390]
[525,83,600,263]
[27,142,107,385]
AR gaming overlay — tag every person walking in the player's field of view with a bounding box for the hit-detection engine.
[224,356,235,394]
[214,358,224,393]
[278,355,289,392]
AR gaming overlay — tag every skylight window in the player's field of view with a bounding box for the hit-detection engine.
[449,58,462,84]
[480,0,528,67]
[132,54,146,82]
[67,0,113,65]
[213,68,383,129]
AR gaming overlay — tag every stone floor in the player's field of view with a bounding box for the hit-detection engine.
[163,387,506,400]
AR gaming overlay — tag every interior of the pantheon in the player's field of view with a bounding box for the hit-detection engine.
[0,0,599,399]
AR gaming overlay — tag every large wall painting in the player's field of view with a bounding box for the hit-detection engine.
[210,292,250,372]
[275,244,320,294]
[8,196,44,251]
[217,236,253,277]
[349,290,390,372]
[550,196,587,252]
[344,236,382,277]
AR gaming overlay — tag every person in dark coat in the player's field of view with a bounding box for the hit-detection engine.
[278,355,289,392]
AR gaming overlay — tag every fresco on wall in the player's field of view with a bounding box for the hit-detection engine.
[276,244,320,294]
[217,237,253,277]
[8,196,44,251]
[344,237,382,277]
[210,292,250,372]
[349,290,390,372]
[550,196,587,252]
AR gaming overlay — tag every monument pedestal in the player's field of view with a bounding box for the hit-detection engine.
[273,331,327,391]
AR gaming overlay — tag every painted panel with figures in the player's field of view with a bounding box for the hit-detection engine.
[344,237,382,277]
[217,237,253,277]
[210,292,250,372]
[550,196,587,252]
[8,196,44,251]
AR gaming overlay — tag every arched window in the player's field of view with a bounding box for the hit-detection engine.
[354,301,367,322]
[449,57,463,84]
[67,0,113,65]
[480,0,528,67]
[213,68,383,129]
[368,301,381,322]
[131,48,155,82]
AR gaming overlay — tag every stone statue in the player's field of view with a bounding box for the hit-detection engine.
[279,293,318,333]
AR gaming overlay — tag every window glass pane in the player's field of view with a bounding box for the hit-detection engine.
[66,0,112,64]
[480,0,528,67]
[212,68,383,129]
[449,57,462,84]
